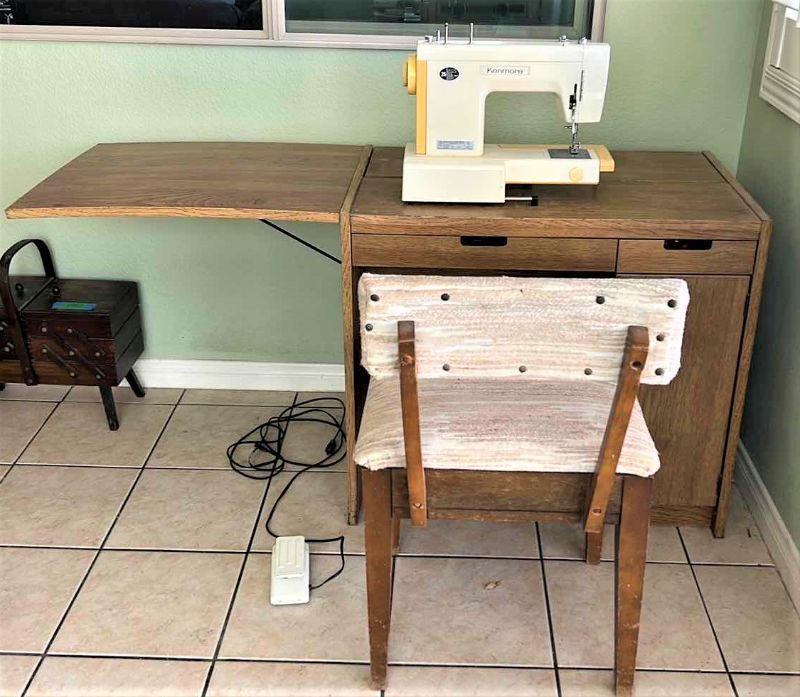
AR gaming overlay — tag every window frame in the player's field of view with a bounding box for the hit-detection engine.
[0,0,606,48]
[760,0,800,124]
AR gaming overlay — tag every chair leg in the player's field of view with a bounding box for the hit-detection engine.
[391,514,401,555]
[125,369,146,399]
[99,385,120,431]
[614,476,652,697]
[585,530,603,565]
[363,468,393,690]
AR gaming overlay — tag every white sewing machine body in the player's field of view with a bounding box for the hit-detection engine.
[402,34,613,203]
[403,143,606,203]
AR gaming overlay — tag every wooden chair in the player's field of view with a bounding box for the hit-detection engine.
[353,274,689,697]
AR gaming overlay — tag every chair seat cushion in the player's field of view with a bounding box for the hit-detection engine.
[353,377,660,477]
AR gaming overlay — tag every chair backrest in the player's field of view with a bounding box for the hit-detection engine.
[358,274,689,385]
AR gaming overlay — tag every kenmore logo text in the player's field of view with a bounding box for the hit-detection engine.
[480,65,530,77]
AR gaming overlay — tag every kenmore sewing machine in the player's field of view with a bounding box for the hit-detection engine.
[401,24,613,203]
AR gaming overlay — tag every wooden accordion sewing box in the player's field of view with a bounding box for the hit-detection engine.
[0,238,146,430]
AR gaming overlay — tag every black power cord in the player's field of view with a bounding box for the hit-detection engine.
[227,396,347,591]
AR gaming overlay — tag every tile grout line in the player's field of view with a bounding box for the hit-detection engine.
[175,403,303,409]
[0,398,64,404]
[535,523,563,697]
[3,463,144,471]
[0,543,775,567]
[13,648,800,676]
[0,651,41,657]
[0,462,340,474]
[18,394,184,697]
[0,388,66,492]
[40,652,211,663]
[10,399,60,467]
[727,669,800,676]
[0,543,361,555]
[677,527,740,697]
[199,390,301,697]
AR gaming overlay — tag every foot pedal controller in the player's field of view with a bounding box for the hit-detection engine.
[270,536,310,605]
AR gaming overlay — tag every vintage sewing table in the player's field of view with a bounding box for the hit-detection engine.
[344,147,770,535]
[5,143,770,537]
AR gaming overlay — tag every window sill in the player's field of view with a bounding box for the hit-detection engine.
[761,65,800,124]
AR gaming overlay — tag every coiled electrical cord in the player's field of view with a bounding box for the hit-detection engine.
[227,396,347,590]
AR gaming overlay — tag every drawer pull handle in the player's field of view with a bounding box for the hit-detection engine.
[460,236,508,247]
[663,239,713,251]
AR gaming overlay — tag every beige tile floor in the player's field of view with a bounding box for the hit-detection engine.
[0,386,798,697]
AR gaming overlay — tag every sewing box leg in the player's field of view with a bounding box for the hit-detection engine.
[126,368,146,399]
[99,385,120,431]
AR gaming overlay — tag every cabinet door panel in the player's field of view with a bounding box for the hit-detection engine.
[633,276,749,507]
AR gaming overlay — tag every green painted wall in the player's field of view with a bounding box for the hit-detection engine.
[0,0,762,363]
[737,0,800,544]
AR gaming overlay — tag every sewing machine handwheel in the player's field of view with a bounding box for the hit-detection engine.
[404,55,417,95]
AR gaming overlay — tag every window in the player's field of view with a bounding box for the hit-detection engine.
[761,0,800,123]
[282,1,598,41]
[0,0,606,47]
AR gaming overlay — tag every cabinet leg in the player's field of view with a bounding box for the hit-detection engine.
[99,385,120,431]
[126,369,146,399]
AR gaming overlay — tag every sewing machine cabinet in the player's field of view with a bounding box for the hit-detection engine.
[4,143,769,537]
[343,148,771,536]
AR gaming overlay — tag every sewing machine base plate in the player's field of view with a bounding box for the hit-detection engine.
[401,143,612,203]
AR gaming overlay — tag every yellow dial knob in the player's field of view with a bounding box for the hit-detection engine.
[569,167,584,183]
[403,54,417,95]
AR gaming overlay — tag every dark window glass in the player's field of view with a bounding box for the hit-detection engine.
[0,1,594,38]
[285,1,593,39]
[2,0,263,30]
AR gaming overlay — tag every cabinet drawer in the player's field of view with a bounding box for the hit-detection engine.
[618,240,756,274]
[352,234,617,272]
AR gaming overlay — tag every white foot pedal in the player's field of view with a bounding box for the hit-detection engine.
[270,535,310,606]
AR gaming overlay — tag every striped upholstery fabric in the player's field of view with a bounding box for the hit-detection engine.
[358,274,689,385]
[354,274,689,477]
[353,377,661,476]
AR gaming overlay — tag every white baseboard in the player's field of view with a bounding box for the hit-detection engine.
[130,359,345,392]
[735,441,800,612]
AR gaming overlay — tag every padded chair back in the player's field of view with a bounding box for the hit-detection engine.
[358,274,689,385]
